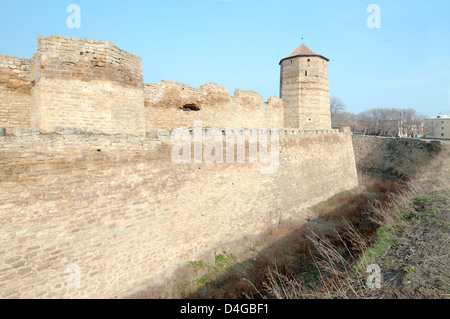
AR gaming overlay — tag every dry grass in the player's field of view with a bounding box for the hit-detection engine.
[182,175,401,299]
[261,143,448,299]
[128,142,448,299]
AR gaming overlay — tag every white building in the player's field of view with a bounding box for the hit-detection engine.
[424,115,450,139]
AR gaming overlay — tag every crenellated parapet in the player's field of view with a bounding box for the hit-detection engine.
[0,36,334,137]
[144,80,283,130]
[0,55,33,132]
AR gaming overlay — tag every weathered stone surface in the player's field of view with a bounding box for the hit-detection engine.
[280,46,332,130]
[11,127,39,137]
[1,36,145,136]
[0,130,358,299]
[54,126,104,135]
[339,126,351,133]
[0,35,360,300]
[146,131,158,139]
[0,56,32,134]
[144,80,283,130]
[1,36,332,135]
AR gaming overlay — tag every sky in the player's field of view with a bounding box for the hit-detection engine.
[0,0,449,117]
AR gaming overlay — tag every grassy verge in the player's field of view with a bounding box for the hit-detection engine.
[366,189,449,298]
[188,252,237,290]
[352,226,399,273]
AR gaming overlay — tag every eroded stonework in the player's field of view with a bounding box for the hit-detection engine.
[1,36,331,134]
[0,36,358,299]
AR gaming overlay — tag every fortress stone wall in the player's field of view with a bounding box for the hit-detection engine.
[0,128,357,298]
[0,56,32,133]
[31,36,146,136]
[1,36,146,136]
[0,36,330,134]
[0,36,360,298]
[280,46,331,130]
[144,80,283,130]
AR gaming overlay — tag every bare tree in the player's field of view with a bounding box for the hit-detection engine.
[330,97,346,127]
[332,112,359,132]
[400,108,424,137]
[357,110,377,134]
[343,107,426,137]
[328,99,426,137]
[423,117,439,138]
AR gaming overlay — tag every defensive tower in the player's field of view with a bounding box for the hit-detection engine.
[280,44,332,129]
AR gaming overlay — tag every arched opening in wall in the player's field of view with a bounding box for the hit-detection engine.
[182,103,201,112]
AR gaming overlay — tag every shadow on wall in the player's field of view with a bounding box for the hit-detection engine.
[125,136,443,299]
[127,174,401,299]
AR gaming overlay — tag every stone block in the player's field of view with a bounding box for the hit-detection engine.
[55,127,83,135]
[11,128,39,137]
[146,131,158,139]
[55,127,104,135]
[339,127,351,133]
[157,130,170,138]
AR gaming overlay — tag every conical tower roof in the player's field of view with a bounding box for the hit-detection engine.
[279,44,329,64]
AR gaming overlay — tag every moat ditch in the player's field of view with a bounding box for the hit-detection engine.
[127,137,446,299]
[188,173,405,299]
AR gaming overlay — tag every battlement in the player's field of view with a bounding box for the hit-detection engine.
[0,36,332,137]
[0,55,33,132]
[0,55,32,89]
[29,36,146,136]
[1,125,342,141]
[34,35,143,87]
[144,80,279,108]
[0,37,359,299]
[144,80,283,130]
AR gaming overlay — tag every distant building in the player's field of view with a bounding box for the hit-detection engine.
[424,115,450,139]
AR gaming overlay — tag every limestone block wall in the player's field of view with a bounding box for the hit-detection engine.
[31,36,145,136]
[0,56,32,133]
[0,129,357,298]
[0,35,335,135]
[280,56,300,128]
[144,80,284,130]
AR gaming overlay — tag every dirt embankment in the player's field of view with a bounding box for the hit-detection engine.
[366,140,449,299]
[352,136,442,179]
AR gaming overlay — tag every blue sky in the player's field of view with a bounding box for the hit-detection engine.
[0,0,449,116]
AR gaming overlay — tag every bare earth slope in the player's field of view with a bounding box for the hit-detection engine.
[371,141,449,299]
